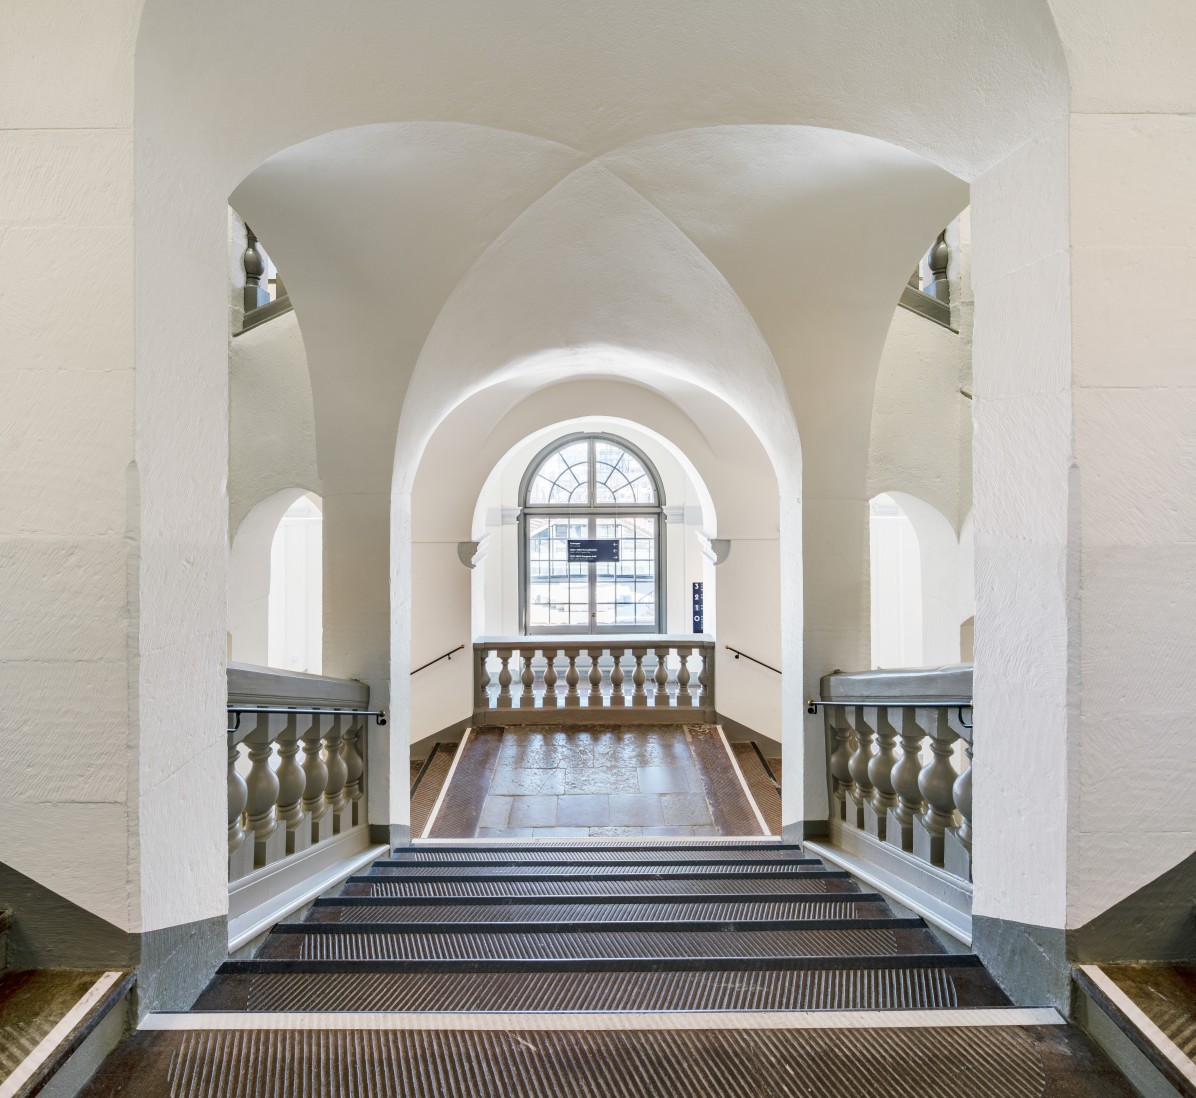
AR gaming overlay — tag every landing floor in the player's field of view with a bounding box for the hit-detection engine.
[424,725,768,839]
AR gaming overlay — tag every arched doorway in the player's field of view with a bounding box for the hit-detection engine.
[519,432,665,634]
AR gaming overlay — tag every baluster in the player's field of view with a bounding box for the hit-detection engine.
[944,721,974,880]
[245,715,285,868]
[828,706,856,821]
[609,648,625,706]
[564,648,581,707]
[477,647,493,710]
[275,714,309,855]
[227,737,253,880]
[496,649,513,708]
[675,647,693,706]
[541,649,558,707]
[887,707,927,853]
[588,648,604,707]
[302,715,331,845]
[631,648,648,707]
[697,647,711,709]
[866,707,899,842]
[844,706,875,830]
[341,720,365,829]
[914,708,959,867]
[323,714,349,834]
[653,647,670,705]
[520,650,537,707]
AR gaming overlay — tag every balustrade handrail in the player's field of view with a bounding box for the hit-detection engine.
[725,645,781,674]
[818,663,974,888]
[473,636,716,723]
[226,665,372,887]
[411,644,465,676]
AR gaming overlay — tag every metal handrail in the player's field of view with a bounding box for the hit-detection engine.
[725,645,781,675]
[411,644,466,676]
[226,705,386,735]
[807,697,973,729]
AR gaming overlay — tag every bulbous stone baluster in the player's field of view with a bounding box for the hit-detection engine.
[675,647,693,706]
[887,707,927,853]
[477,647,493,711]
[275,715,308,855]
[323,714,349,834]
[696,647,711,709]
[828,706,856,822]
[227,738,252,880]
[631,649,648,707]
[609,648,626,706]
[588,648,604,707]
[497,649,514,709]
[944,719,974,881]
[653,647,670,705]
[302,715,331,845]
[520,652,536,708]
[341,720,366,829]
[866,707,899,842]
[914,708,959,867]
[541,650,558,708]
[245,715,285,868]
[846,706,876,830]
[564,649,581,707]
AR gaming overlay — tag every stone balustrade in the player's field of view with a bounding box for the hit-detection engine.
[817,664,973,882]
[226,663,374,883]
[474,636,716,725]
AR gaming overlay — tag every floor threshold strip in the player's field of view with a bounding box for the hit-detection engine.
[141,1007,1063,1032]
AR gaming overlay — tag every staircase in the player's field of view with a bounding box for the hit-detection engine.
[81,839,1131,1096]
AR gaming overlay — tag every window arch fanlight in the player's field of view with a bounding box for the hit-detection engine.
[519,433,665,635]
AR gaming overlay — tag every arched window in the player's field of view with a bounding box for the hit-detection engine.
[520,433,664,634]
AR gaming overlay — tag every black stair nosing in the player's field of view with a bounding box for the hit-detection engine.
[351,869,849,883]
[401,846,803,856]
[372,857,824,870]
[270,916,926,935]
[316,890,882,908]
[218,952,982,976]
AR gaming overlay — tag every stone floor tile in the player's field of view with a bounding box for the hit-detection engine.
[555,794,611,826]
[564,766,640,794]
[660,792,715,826]
[642,825,697,836]
[478,795,514,828]
[477,826,534,838]
[489,767,566,796]
[588,825,644,836]
[508,795,558,827]
[637,765,692,794]
[608,793,665,826]
[531,826,589,837]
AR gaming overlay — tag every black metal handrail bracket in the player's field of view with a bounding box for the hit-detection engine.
[411,644,466,676]
[725,644,781,675]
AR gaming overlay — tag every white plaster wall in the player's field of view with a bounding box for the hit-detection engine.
[0,1,141,933]
[228,309,321,535]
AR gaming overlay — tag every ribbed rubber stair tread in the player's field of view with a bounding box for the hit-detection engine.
[383,846,808,864]
[255,926,942,964]
[195,959,1008,1012]
[309,898,890,925]
[82,1019,1135,1097]
[341,876,858,900]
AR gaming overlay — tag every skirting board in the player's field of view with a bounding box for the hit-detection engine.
[806,825,972,945]
[228,833,387,952]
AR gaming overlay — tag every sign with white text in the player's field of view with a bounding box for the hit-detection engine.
[692,581,705,633]
[567,539,620,563]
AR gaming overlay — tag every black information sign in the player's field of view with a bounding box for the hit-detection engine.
[692,581,705,633]
[568,539,620,563]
